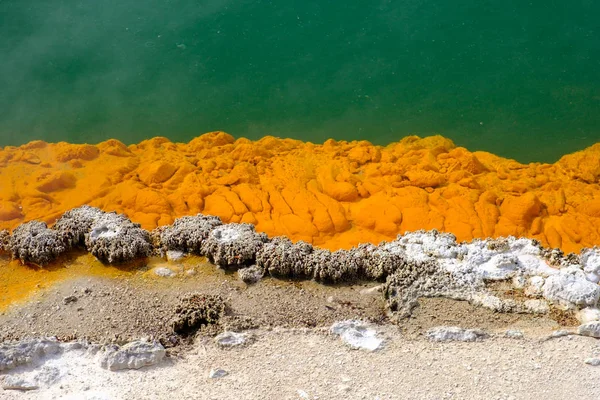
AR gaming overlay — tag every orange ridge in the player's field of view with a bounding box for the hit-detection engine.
[1,132,599,254]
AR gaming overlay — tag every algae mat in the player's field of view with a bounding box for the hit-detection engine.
[1,132,600,254]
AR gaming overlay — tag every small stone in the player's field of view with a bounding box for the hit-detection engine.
[154,267,176,277]
[330,320,383,351]
[214,331,248,347]
[2,377,39,391]
[237,265,264,284]
[99,340,165,371]
[584,358,600,366]
[505,329,524,339]
[209,368,228,378]
[578,321,600,338]
[63,295,77,305]
[426,326,487,342]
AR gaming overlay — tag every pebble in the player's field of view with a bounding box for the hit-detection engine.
[578,321,600,338]
[505,330,524,339]
[2,377,39,391]
[209,368,228,378]
[154,267,176,277]
[330,320,383,351]
[584,358,600,366]
[426,326,487,342]
[214,331,248,347]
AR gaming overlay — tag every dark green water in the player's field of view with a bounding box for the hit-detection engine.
[1,1,599,163]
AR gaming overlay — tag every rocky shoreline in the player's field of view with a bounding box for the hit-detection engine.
[1,206,600,398]
[2,206,600,323]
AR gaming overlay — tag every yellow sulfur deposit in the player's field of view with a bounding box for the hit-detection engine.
[1,132,600,254]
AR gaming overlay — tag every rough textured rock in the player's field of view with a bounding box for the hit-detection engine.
[201,223,268,268]
[53,205,105,248]
[237,265,264,284]
[542,268,600,307]
[578,321,600,338]
[256,237,315,279]
[99,340,165,371]
[426,326,487,342]
[0,338,61,372]
[84,212,152,263]
[155,214,222,254]
[9,221,67,265]
[172,293,225,335]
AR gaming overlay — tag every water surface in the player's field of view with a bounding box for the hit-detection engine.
[1,0,598,162]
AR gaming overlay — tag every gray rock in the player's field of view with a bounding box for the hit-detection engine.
[578,321,600,338]
[542,269,600,307]
[154,267,176,277]
[209,368,228,378]
[0,338,61,372]
[156,214,222,254]
[201,223,268,268]
[505,329,524,339]
[330,320,383,351]
[85,212,152,263]
[2,376,39,391]
[584,358,600,366]
[53,205,105,248]
[63,295,77,305]
[237,265,264,284]
[426,326,487,342]
[99,340,165,371]
[214,331,248,347]
[9,221,67,265]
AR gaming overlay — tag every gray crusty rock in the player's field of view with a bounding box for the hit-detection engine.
[426,326,487,342]
[155,214,222,254]
[53,205,105,248]
[85,212,152,263]
[0,338,61,372]
[237,265,265,284]
[99,340,165,371]
[201,223,268,268]
[578,321,600,338]
[9,221,67,265]
[256,237,314,278]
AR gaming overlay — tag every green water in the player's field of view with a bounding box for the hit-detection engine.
[1,1,598,163]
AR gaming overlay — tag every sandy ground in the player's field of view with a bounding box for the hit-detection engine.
[1,328,600,400]
[1,255,599,399]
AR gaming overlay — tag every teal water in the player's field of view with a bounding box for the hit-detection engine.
[0,1,598,163]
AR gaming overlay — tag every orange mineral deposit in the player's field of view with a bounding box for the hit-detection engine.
[1,132,600,254]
